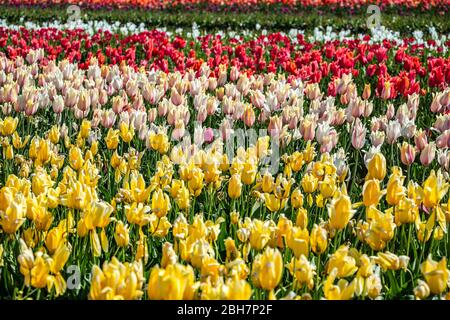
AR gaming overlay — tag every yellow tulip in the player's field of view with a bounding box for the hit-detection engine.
[161,242,178,268]
[422,170,448,208]
[12,132,30,149]
[291,188,304,209]
[69,146,84,171]
[30,254,51,289]
[301,172,318,194]
[119,121,134,143]
[4,144,13,159]
[326,245,358,278]
[362,179,384,207]
[147,263,195,300]
[373,251,401,271]
[90,229,102,257]
[149,215,172,238]
[105,128,120,150]
[324,268,356,300]
[228,174,242,199]
[176,185,190,210]
[0,116,18,136]
[295,208,308,229]
[114,221,130,248]
[328,187,354,231]
[254,247,283,292]
[386,167,405,206]
[364,274,382,299]
[224,277,252,300]
[45,227,64,254]
[264,193,285,212]
[319,175,337,198]
[149,132,169,154]
[287,255,316,290]
[89,257,144,300]
[85,200,114,229]
[364,207,396,251]
[187,167,204,197]
[151,188,171,218]
[289,151,304,172]
[286,226,309,258]
[310,223,328,254]
[367,153,386,181]
[80,119,91,139]
[241,161,257,185]
[51,243,71,274]
[249,219,272,250]
[48,125,60,145]
[394,197,418,225]
[31,167,54,195]
[0,194,26,234]
[420,255,449,295]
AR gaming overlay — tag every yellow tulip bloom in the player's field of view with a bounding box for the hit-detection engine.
[420,255,449,295]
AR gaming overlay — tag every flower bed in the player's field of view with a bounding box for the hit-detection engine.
[0,3,449,302]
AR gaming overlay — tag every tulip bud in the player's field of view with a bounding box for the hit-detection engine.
[414,280,430,300]
[420,142,436,166]
[351,118,366,150]
[414,129,428,151]
[381,81,391,100]
[268,115,283,137]
[400,142,416,166]
[430,92,443,113]
[228,174,242,199]
[367,153,387,180]
[386,103,395,120]
[52,95,64,114]
[78,90,91,112]
[362,83,371,100]
[242,104,256,127]
[437,149,449,171]
[147,108,157,124]
[310,224,328,254]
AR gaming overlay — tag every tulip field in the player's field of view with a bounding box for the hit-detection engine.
[0,0,449,301]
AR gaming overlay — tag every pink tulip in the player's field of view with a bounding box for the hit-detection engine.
[400,142,416,166]
[414,129,428,151]
[420,142,436,166]
[101,109,116,128]
[53,95,64,114]
[351,118,366,150]
[147,108,157,124]
[242,105,256,127]
[170,88,184,106]
[362,83,371,100]
[436,130,450,149]
[268,115,283,137]
[381,80,391,100]
[437,149,449,171]
[386,103,395,120]
[204,128,215,144]
[300,115,316,141]
[196,105,207,123]
[171,120,185,141]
